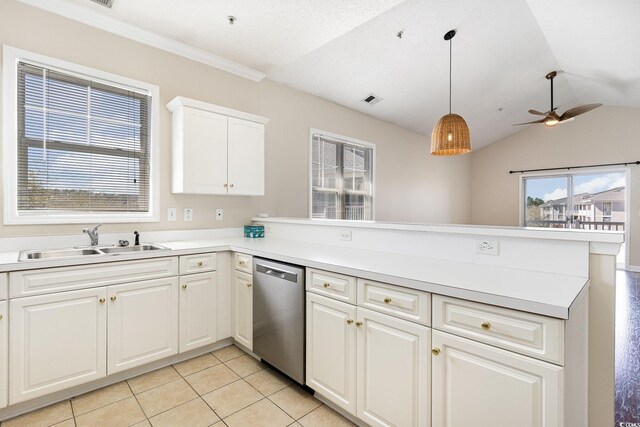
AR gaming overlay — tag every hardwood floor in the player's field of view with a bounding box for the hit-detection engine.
[615,270,640,425]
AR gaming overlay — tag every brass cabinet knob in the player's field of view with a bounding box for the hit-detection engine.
[224,184,228,188]
[239,260,246,266]
[247,283,252,288]
[230,184,235,188]
[346,319,354,325]
[0,314,3,320]
[99,298,106,303]
[383,297,392,304]
[355,321,363,328]
[182,284,187,289]
[197,261,203,266]
[323,282,331,288]
[481,322,492,331]
[432,348,441,356]
[110,296,117,301]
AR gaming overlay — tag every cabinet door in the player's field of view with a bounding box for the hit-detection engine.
[108,278,179,374]
[176,107,228,194]
[233,271,253,350]
[306,293,357,415]
[356,307,430,427]
[180,272,217,353]
[9,288,107,403]
[432,330,562,427]
[227,117,264,196]
[0,301,7,409]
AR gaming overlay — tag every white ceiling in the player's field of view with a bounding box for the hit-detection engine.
[23,0,640,149]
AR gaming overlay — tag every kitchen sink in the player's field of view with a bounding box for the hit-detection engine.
[99,244,167,254]
[18,243,168,261]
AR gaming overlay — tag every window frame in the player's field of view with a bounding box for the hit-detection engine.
[2,46,160,224]
[308,128,375,221]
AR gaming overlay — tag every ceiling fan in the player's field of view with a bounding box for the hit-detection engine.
[514,71,602,127]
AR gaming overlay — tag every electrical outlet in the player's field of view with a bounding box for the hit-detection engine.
[475,240,499,256]
[339,230,352,241]
[216,208,224,221]
[184,208,193,222]
[167,208,177,222]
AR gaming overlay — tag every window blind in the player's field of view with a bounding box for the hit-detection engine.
[311,134,373,220]
[17,61,151,212]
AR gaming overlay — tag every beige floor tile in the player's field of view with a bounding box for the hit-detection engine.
[173,353,221,377]
[75,396,146,427]
[245,368,292,396]
[288,423,303,427]
[127,366,181,394]
[51,419,76,427]
[201,380,262,418]
[148,397,220,427]
[269,385,322,420]
[131,421,151,427]
[223,399,294,427]
[136,378,198,418]
[184,363,240,395]
[210,422,225,427]
[212,344,244,362]
[298,405,356,427]
[2,400,73,427]
[225,354,264,377]
[71,381,132,415]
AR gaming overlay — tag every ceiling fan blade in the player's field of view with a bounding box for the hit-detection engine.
[560,103,602,121]
[528,109,548,116]
[512,119,546,126]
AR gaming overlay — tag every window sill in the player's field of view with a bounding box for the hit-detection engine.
[4,211,159,225]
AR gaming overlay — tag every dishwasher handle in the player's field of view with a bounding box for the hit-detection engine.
[255,263,299,283]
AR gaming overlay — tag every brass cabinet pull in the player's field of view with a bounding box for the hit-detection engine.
[247,283,252,288]
[432,348,441,356]
[383,297,392,304]
[346,319,354,325]
[230,184,235,188]
[355,321,363,328]
[99,298,106,304]
[182,284,187,289]
[110,296,117,301]
[197,261,203,266]
[0,314,3,320]
[239,260,246,266]
[481,322,492,331]
[323,282,331,288]
[224,184,228,188]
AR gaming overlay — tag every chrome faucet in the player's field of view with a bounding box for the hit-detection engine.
[83,224,102,246]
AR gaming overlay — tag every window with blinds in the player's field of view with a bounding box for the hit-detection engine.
[16,61,151,213]
[311,132,374,220]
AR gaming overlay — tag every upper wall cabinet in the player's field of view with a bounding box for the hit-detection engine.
[166,97,269,196]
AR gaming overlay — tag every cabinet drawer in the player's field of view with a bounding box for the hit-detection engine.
[10,257,178,298]
[357,279,430,326]
[432,295,564,364]
[234,252,253,274]
[306,268,356,304]
[0,273,6,300]
[179,253,217,274]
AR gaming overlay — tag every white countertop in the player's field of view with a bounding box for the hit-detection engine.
[0,236,587,319]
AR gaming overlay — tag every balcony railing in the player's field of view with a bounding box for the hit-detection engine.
[525,220,625,231]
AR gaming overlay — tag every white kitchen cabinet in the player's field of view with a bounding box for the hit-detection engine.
[108,277,179,374]
[306,292,357,415]
[0,301,7,409]
[9,288,107,404]
[179,271,217,352]
[233,270,253,350]
[167,96,268,196]
[356,307,430,427]
[431,330,562,427]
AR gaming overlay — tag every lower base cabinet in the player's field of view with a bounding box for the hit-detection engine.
[306,293,431,427]
[233,271,253,350]
[179,272,217,352]
[0,301,7,409]
[9,288,107,404]
[108,277,179,374]
[431,330,562,427]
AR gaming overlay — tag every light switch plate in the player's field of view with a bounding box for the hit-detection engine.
[167,208,177,222]
[184,208,193,222]
[475,240,499,255]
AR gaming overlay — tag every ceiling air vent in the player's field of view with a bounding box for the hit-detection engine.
[362,93,383,106]
[89,0,114,8]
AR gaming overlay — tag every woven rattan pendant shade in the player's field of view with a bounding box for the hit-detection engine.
[430,29,471,156]
[431,113,471,156]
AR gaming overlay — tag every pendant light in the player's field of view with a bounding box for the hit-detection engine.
[431,29,471,156]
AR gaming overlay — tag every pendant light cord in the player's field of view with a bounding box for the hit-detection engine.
[449,36,452,114]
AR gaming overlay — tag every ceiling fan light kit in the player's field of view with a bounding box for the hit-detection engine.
[431,29,471,156]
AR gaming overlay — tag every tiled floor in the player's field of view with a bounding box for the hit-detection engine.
[0,345,355,427]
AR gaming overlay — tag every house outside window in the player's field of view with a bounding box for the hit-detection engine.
[310,129,374,221]
[2,47,160,224]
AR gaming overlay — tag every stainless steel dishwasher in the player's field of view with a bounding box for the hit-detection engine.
[253,258,305,384]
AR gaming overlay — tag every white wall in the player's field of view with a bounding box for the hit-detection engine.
[470,106,640,266]
[0,0,471,238]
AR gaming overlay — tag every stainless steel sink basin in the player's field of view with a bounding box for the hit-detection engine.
[19,248,103,261]
[99,244,167,254]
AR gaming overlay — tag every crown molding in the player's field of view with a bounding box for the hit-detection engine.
[16,0,266,82]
